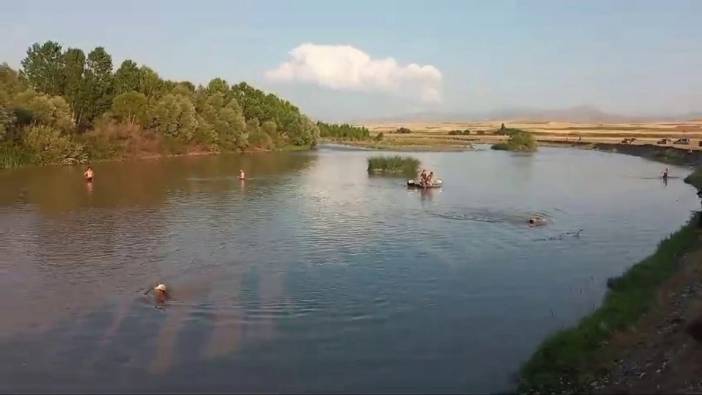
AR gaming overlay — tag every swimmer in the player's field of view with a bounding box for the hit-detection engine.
[84,166,94,182]
[528,216,547,226]
[239,169,246,180]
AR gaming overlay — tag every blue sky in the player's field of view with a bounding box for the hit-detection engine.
[2,0,701,121]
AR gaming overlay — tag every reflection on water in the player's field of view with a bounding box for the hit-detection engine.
[0,147,698,393]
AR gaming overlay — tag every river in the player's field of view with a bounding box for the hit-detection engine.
[0,145,698,393]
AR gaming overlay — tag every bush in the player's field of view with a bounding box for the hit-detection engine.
[492,129,537,152]
[0,144,31,168]
[318,122,370,140]
[374,132,384,141]
[367,155,420,177]
[396,127,412,134]
[448,129,470,136]
[476,130,485,135]
[22,125,85,164]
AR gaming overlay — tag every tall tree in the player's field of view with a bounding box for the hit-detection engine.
[81,47,114,124]
[114,60,140,95]
[61,48,85,124]
[20,41,64,96]
[138,66,163,98]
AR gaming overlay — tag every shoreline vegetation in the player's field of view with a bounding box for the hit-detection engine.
[518,165,702,393]
[367,156,420,177]
[491,127,538,152]
[0,40,376,169]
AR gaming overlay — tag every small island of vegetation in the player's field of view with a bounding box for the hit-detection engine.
[367,156,420,177]
[491,128,538,152]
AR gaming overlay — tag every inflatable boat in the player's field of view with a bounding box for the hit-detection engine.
[407,179,443,188]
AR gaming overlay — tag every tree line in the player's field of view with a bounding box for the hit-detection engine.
[0,41,321,167]
[317,122,370,141]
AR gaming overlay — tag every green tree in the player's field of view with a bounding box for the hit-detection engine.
[61,48,85,123]
[22,124,84,164]
[111,91,147,125]
[14,89,75,132]
[20,41,64,96]
[81,47,114,124]
[149,93,198,140]
[207,78,229,95]
[138,66,163,98]
[0,107,16,141]
[114,60,140,95]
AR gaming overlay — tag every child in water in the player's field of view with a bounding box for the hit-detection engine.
[239,169,246,180]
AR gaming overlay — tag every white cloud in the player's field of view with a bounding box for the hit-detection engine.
[265,43,443,103]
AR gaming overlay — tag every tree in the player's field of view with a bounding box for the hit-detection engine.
[61,48,85,123]
[207,78,228,95]
[14,89,75,132]
[114,60,140,95]
[22,125,84,164]
[0,107,15,141]
[81,47,114,124]
[138,66,163,98]
[111,91,147,125]
[20,41,64,96]
[149,94,198,140]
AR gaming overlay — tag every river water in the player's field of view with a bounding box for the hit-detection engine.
[0,145,698,393]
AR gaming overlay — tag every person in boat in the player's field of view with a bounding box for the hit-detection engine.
[84,166,94,182]
[427,171,434,187]
[239,169,246,180]
[419,169,427,187]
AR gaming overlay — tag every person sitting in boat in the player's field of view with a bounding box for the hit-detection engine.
[427,171,434,187]
[84,166,94,182]
[419,169,427,187]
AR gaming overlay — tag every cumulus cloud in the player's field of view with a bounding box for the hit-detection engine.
[265,43,443,103]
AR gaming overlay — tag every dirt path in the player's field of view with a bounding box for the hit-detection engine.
[596,239,702,394]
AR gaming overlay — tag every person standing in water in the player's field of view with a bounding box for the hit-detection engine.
[239,169,246,180]
[84,166,94,182]
[662,168,669,180]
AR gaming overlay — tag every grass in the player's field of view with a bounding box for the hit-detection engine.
[0,144,31,169]
[367,155,420,177]
[519,211,701,393]
[492,129,538,152]
[685,167,702,190]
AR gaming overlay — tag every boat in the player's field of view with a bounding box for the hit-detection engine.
[407,179,443,188]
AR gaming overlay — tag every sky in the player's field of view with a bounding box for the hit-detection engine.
[1,0,701,121]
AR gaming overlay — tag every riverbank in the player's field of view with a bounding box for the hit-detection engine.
[519,164,702,394]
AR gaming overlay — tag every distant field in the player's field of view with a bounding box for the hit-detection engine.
[360,120,702,150]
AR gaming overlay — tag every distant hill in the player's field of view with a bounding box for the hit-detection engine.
[357,106,702,124]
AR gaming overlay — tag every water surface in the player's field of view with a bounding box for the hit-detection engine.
[0,146,697,393]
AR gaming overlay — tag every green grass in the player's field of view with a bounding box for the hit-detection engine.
[367,155,420,177]
[0,144,31,169]
[519,211,701,393]
[685,167,702,190]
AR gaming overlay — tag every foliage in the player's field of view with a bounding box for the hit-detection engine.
[111,91,147,125]
[448,129,470,135]
[317,122,370,140]
[148,93,198,140]
[22,125,85,164]
[396,127,412,134]
[367,155,420,177]
[491,129,537,152]
[0,40,320,168]
[520,213,700,393]
[375,132,384,141]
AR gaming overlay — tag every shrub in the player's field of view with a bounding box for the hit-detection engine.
[492,129,537,152]
[396,127,412,134]
[22,125,85,164]
[367,156,420,177]
[374,132,384,141]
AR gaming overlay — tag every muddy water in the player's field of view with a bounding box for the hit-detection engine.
[0,146,698,393]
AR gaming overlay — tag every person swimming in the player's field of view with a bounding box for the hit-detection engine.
[239,169,246,180]
[528,216,546,226]
[84,166,94,182]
